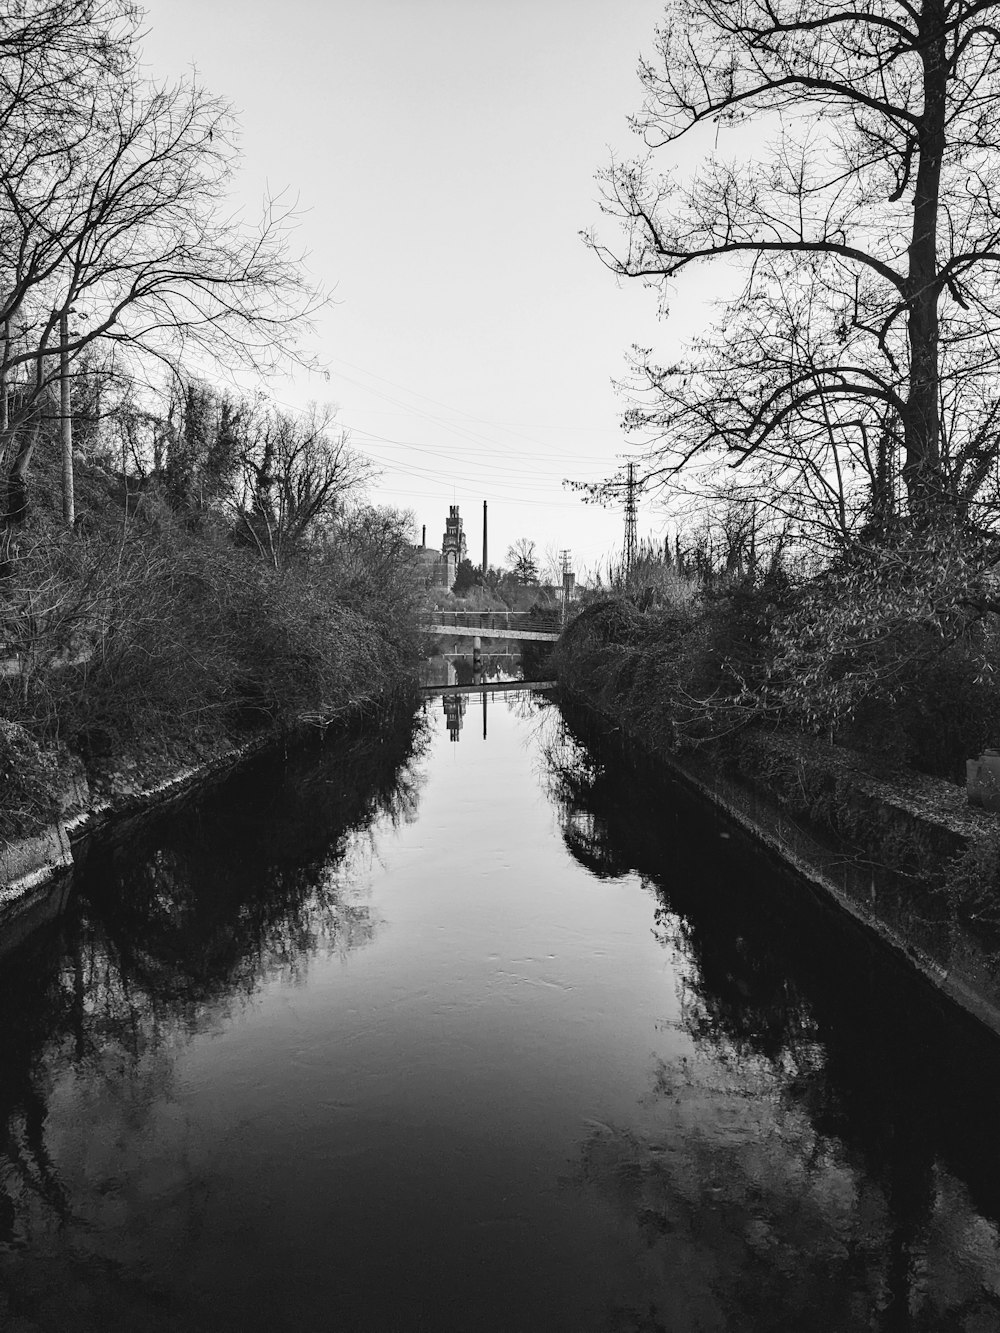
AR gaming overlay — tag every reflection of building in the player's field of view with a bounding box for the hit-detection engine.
[442,505,467,587]
[442,691,467,741]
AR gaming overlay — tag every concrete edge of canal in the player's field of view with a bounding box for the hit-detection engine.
[0,736,274,959]
[668,749,1000,1040]
[0,692,422,961]
[558,687,1000,1044]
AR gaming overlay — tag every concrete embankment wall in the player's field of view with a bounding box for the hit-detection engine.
[0,734,281,958]
[0,692,423,959]
[0,825,76,956]
[559,687,1000,1041]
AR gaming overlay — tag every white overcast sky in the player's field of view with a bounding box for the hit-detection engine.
[140,0,700,576]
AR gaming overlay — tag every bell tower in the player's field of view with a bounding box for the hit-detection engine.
[441,505,467,585]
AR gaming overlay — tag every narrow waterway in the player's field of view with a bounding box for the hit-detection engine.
[1,690,1000,1331]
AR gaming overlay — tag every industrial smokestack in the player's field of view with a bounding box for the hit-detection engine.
[422,524,426,549]
[482,501,487,574]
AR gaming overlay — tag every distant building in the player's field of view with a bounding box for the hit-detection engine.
[441,505,467,587]
[411,505,470,588]
[412,543,445,587]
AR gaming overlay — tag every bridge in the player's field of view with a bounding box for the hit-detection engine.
[420,610,561,643]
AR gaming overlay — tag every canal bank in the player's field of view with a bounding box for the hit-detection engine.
[554,674,1000,1044]
[0,692,422,959]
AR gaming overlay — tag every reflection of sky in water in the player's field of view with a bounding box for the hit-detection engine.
[0,697,999,1330]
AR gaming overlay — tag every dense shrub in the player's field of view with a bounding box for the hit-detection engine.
[556,530,1000,781]
[0,458,422,793]
[0,721,71,841]
[556,574,789,750]
[768,530,1000,776]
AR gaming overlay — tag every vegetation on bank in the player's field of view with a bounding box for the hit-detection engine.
[555,535,1000,781]
[554,540,1000,935]
[0,385,423,844]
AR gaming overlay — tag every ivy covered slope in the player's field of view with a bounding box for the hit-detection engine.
[0,396,423,844]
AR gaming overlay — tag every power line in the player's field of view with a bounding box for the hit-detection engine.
[325,353,614,458]
[349,428,606,481]
[328,363,590,463]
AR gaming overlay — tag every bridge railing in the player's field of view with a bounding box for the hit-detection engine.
[422,609,562,633]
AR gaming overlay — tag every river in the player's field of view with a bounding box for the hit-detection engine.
[1,688,1000,1331]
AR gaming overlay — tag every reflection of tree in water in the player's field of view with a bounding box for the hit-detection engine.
[497,685,555,729]
[547,703,1000,1332]
[0,707,427,1295]
[85,707,426,1003]
[542,722,622,880]
[520,639,554,681]
[451,653,519,684]
[0,939,74,1242]
[575,1072,1000,1332]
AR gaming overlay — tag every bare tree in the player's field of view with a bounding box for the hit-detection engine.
[231,404,372,570]
[328,505,417,610]
[0,1,323,525]
[538,543,566,587]
[0,2,135,139]
[591,0,1000,529]
[506,538,539,585]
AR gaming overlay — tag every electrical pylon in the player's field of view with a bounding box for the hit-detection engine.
[623,462,638,574]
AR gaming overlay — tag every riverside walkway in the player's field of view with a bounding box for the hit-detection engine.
[420,610,561,643]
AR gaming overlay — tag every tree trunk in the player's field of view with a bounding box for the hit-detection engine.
[60,311,74,528]
[2,414,41,527]
[903,0,947,513]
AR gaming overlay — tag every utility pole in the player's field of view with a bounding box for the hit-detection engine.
[59,309,74,528]
[559,548,573,624]
[624,461,638,575]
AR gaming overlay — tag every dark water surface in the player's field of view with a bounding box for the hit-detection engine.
[2,692,1000,1331]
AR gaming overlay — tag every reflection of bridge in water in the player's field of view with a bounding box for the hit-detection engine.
[436,679,556,742]
[421,610,561,643]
